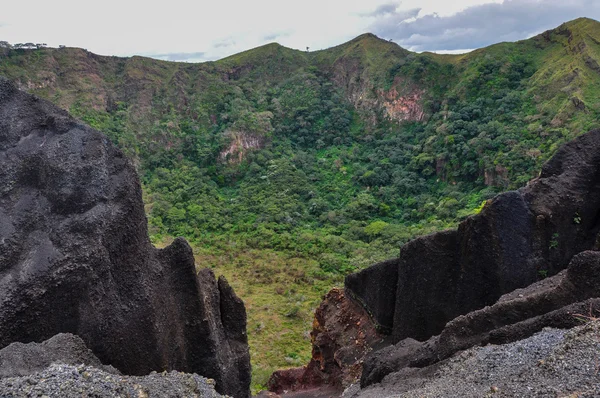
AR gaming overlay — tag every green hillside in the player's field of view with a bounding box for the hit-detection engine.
[1,17,600,391]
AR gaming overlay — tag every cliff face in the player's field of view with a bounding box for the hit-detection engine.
[360,250,600,387]
[0,78,250,397]
[346,128,600,343]
[267,288,386,394]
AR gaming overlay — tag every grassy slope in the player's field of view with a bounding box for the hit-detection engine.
[2,18,600,393]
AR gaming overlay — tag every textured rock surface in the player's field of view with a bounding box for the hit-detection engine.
[0,78,250,397]
[345,128,600,343]
[0,363,225,398]
[349,321,600,398]
[0,333,119,378]
[361,250,600,387]
[268,288,385,394]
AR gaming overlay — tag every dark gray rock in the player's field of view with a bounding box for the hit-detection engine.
[394,229,460,341]
[352,320,600,398]
[0,333,118,378]
[195,269,251,398]
[345,128,600,344]
[0,362,225,398]
[0,77,250,397]
[344,259,399,333]
[360,250,600,387]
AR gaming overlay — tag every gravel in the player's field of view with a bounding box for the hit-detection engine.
[351,319,600,397]
[0,363,227,398]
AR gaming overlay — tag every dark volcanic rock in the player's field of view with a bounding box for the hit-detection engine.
[344,259,399,333]
[0,362,225,398]
[345,128,600,343]
[350,321,600,398]
[360,250,600,387]
[0,333,118,378]
[0,78,250,397]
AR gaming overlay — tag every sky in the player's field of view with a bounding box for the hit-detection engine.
[1,0,599,62]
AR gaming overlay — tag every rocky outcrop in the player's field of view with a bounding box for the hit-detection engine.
[267,289,385,394]
[0,78,250,397]
[360,250,600,387]
[0,333,119,378]
[378,85,425,122]
[344,259,399,334]
[346,128,600,344]
[219,130,266,164]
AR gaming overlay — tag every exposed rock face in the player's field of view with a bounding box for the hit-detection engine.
[378,85,425,122]
[0,362,225,398]
[344,259,399,334]
[267,288,385,394]
[0,78,250,397]
[345,128,600,344]
[350,320,600,398]
[219,130,266,164]
[360,250,600,387]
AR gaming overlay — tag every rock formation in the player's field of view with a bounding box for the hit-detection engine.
[361,250,600,386]
[348,319,600,397]
[0,78,250,397]
[267,288,386,394]
[346,128,600,343]
[344,259,398,334]
[0,333,119,378]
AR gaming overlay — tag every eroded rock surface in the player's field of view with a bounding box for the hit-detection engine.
[0,77,250,397]
[350,320,600,398]
[0,363,225,398]
[345,259,398,334]
[361,250,600,387]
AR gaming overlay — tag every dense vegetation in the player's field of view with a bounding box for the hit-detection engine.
[2,18,600,392]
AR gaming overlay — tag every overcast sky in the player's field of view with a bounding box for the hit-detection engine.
[1,0,599,62]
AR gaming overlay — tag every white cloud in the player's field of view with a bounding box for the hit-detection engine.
[0,0,394,59]
[370,0,600,52]
[0,0,599,61]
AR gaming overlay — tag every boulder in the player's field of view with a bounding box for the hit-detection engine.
[0,333,118,378]
[0,77,250,397]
